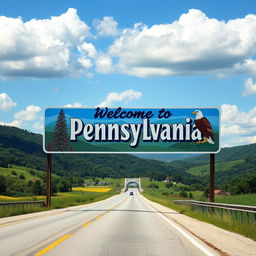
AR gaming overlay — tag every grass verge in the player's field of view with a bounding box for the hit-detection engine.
[0,190,119,218]
[143,190,256,241]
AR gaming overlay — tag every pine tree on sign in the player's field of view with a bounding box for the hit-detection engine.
[53,109,72,151]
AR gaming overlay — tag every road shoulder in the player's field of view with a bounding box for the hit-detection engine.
[141,194,256,256]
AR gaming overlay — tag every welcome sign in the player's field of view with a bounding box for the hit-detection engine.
[44,107,220,153]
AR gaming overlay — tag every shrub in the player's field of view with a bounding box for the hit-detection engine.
[148,183,159,189]
[165,183,173,189]
[19,174,25,180]
[179,190,188,198]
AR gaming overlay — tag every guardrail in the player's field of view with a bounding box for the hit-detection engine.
[174,200,256,224]
[0,201,45,207]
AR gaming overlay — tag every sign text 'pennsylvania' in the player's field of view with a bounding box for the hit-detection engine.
[44,107,219,153]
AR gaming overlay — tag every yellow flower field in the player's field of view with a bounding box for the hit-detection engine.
[72,187,112,192]
[0,195,46,200]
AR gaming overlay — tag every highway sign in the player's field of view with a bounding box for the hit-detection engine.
[44,107,219,153]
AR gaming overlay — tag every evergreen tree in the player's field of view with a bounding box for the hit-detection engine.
[53,109,71,151]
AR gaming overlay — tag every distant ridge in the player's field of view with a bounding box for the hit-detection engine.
[183,143,256,164]
[0,125,255,187]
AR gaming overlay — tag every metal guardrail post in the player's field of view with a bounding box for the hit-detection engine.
[173,200,256,224]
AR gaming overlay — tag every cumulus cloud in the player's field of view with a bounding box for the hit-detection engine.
[243,78,256,96]
[78,42,97,58]
[15,105,41,121]
[0,93,16,110]
[33,122,43,130]
[98,89,142,107]
[0,8,94,79]
[64,102,85,107]
[108,9,256,77]
[95,54,113,73]
[221,104,256,146]
[94,16,118,37]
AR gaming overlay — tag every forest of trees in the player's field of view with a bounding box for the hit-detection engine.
[223,173,256,195]
[0,172,83,197]
[0,125,256,196]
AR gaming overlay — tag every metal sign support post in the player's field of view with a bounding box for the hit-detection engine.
[209,153,215,203]
[46,153,52,208]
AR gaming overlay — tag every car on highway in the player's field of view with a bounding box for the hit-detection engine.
[129,191,134,195]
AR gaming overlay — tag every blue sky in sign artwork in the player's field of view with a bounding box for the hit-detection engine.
[0,0,256,147]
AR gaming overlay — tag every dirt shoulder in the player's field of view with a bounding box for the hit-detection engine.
[141,194,256,256]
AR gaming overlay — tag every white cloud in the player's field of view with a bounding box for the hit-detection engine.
[95,54,113,74]
[108,9,256,77]
[0,93,16,110]
[0,8,94,79]
[94,16,118,37]
[232,136,256,145]
[64,102,85,107]
[98,89,142,107]
[15,105,41,121]
[78,42,97,58]
[33,122,43,130]
[243,78,256,96]
[221,104,256,146]
[0,120,22,128]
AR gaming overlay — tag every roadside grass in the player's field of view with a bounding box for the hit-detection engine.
[142,179,256,241]
[215,194,256,206]
[0,204,44,218]
[50,190,118,209]
[0,189,120,218]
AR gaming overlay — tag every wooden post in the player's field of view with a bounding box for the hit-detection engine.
[46,153,52,208]
[209,153,215,203]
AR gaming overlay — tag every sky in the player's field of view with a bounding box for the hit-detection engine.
[0,0,256,147]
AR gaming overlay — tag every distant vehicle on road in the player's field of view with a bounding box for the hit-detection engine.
[129,192,134,195]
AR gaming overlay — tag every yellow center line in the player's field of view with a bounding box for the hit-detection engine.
[35,234,72,256]
[80,197,128,228]
[83,221,93,227]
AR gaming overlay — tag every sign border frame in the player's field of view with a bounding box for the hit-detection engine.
[43,107,221,154]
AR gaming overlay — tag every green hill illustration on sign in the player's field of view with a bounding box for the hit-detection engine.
[44,107,219,153]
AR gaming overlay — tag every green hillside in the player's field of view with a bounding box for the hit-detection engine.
[0,125,256,196]
[184,143,256,164]
[0,125,180,179]
[187,159,244,176]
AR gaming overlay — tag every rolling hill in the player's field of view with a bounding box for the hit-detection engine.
[0,125,176,179]
[0,125,255,189]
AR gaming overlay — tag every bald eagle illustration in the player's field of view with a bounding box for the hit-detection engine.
[192,110,214,144]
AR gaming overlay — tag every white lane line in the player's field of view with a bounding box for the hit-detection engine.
[142,197,218,256]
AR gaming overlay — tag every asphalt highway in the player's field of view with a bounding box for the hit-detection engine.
[0,189,219,256]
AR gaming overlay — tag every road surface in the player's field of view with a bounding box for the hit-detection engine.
[0,189,219,256]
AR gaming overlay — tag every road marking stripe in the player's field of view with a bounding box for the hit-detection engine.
[81,195,129,228]
[35,234,72,256]
[142,197,217,256]
[33,195,128,255]
[83,221,93,227]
